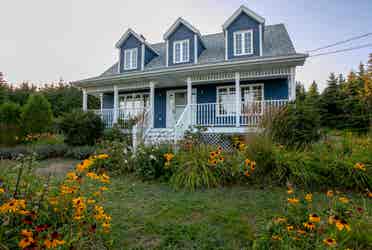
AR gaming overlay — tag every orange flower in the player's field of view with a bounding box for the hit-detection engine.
[21,229,33,238]
[354,162,366,171]
[305,193,312,202]
[309,214,320,223]
[19,237,34,249]
[287,189,294,194]
[287,225,294,231]
[244,171,250,177]
[335,219,351,231]
[339,197,349,204]
[323,238,337,247]
[287,198,299,204]
[303,222,315,231]
[326,190,334,197]
[271,235,282,241]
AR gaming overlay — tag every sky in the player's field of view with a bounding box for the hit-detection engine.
[1,0,371,91]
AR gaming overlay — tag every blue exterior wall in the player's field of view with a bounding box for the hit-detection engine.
[197,37,205,57]
[103,93,114,109]
[227,12,261,59]
[119,34,142,73]
[168,23,195,66]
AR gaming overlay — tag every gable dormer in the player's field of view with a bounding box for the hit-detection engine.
[115,29,159,73]
[163,18,205,67]
[223,6,265,60]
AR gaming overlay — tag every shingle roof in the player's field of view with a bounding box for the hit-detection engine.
[101,24,296,77]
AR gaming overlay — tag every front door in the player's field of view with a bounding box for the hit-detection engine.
[166,90,187,128]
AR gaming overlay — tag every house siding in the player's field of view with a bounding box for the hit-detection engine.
[168,23,195,66]
[227,12,261,59]
[103,93,114,109]
[119,34,142,73]
[145,47,157,65]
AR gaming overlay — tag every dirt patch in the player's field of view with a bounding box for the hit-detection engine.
[35,159,79,177]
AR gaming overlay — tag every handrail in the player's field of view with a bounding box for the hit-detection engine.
[174,105,190,142]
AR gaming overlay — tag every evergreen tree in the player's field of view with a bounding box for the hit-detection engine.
[295,81,306,102]
[319,73,343,128]
[0,72,8,104]
[307,81,320,100]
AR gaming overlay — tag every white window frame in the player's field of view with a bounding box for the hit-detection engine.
[123,48,138,70]
[173,39,190,64]
[240,83,264,115]
[233,30,254,56]
[119,92,149,117]
[216,83,264,117]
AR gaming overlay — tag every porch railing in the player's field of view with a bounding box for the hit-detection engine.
[188,100,288,127]
[92,107,148,129]
[174,105,190,142]
[92,109,114,128]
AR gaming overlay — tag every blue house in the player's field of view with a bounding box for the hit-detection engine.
[73,5,307,143]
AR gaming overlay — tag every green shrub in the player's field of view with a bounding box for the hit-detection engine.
[59,109,104,146]
[0,102,22,146]
[94,140,134,174]
[134,144,173,181]
[21,93,53,135]
[170,145,218,191]
[268,103,320,148]
[102,125,131,144]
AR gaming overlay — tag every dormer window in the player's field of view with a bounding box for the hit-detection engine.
[173,39,189,64]
[233,30,253,56]
[124,48,138,70]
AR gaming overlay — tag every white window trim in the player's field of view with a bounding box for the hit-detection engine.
[173,39,190,64]
[123,48,138,70]
[216,83,264,117]
[233,30,254,56]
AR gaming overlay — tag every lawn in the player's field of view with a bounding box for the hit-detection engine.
[1,158,371,250]
[105,176,372,250]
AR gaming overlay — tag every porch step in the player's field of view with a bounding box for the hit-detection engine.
[144,128,175,145]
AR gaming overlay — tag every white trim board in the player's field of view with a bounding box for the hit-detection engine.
[233,30,254,56]
[223,5,265,30]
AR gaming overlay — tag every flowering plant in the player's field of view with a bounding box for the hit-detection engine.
[0,154,112,249]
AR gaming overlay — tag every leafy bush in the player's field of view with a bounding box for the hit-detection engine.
[134,144,173,181]
[59,110,104,146]
[65,145,97,160]
[102,125,131,144]
[170,145,218,191]
[268,103,320,148]
[0,154,112,249]
[21,94,53,135]
[256,188,371,249]
[0,102,22,146]
[94,140,133,174]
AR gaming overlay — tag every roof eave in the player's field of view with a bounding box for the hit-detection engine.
[223,5,265,30]
[72,54,308,87]
[163,18,206,47]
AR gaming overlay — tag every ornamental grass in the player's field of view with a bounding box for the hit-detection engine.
[0,154,112,249]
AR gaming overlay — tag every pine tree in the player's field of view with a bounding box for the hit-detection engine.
[0,72,8,103]
[296,81,306,102]
[319,73,343,128]
[307,81,319,99]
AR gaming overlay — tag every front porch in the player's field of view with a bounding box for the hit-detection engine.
[82,66,295,143]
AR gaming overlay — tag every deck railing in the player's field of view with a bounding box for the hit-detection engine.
[189,100,289,127]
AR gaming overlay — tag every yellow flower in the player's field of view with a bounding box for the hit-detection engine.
[323,238,337,247]
[244,171,250,177]
[287,189,294,194]
[368,191,372,198]
[271,235,282,241]
[305,193,312,202]
[0,199,26,213]
[102,221,111,230]
[96,154,109,159]
[19,237,34,249]
[86,172,100,180]
[87,198,96,204]
[303,222,315,231]
[66,172,78,181]
[309,214,320,223]
[297,229,306,235]
[250,161,256,171]
[326,190,334,197]
[244,159,251,166]
[274,217,287,224]
[164,153,174,162]
[21,229,33,238]
[287,225,294,231]
[100,173,110,183]
[0,188,4,194]
[76,159,93,172]
[99,186,108,192]
[287,198,299,204]
[44,239,65,249]
[335,219,351,231]
[49,197,58,206]
[60,185,76,195]
[354,162,366,171]
[339,197,349,204]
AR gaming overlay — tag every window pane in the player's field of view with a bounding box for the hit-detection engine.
[244,32,252,54]
[131,50,137,68]
[124,51,131,69]
[182,41,189,62]
[235,33,242,55]
[175,43,181,62]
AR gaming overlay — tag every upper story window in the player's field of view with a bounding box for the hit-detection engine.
[233,30,253,56]
[173,39,189,64]
[124,48,138,70]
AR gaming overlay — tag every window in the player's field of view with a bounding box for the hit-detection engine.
[241,84,264,115]
[216,84,264,116]
[119,93,149,118]
[124,48,138,70]
[173,39,189,64]
[233,30,253,56]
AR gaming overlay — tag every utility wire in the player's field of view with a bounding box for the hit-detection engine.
[306,32,372,53]
[308,43,372,58]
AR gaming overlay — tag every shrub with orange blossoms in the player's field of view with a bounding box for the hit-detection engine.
[256,187,369,249]
[0,154,113,249]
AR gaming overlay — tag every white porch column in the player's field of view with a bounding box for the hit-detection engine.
[149,81,155,128]
[113,85,119,124]
[82,88,88,111]
[235,72,241,127]
[187,77,192,124]
[99,93,103,111]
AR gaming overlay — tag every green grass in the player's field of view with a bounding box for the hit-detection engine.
[105,176,371,250]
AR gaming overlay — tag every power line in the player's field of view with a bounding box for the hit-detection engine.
[306,32,372,53]
[308,43,372,58]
